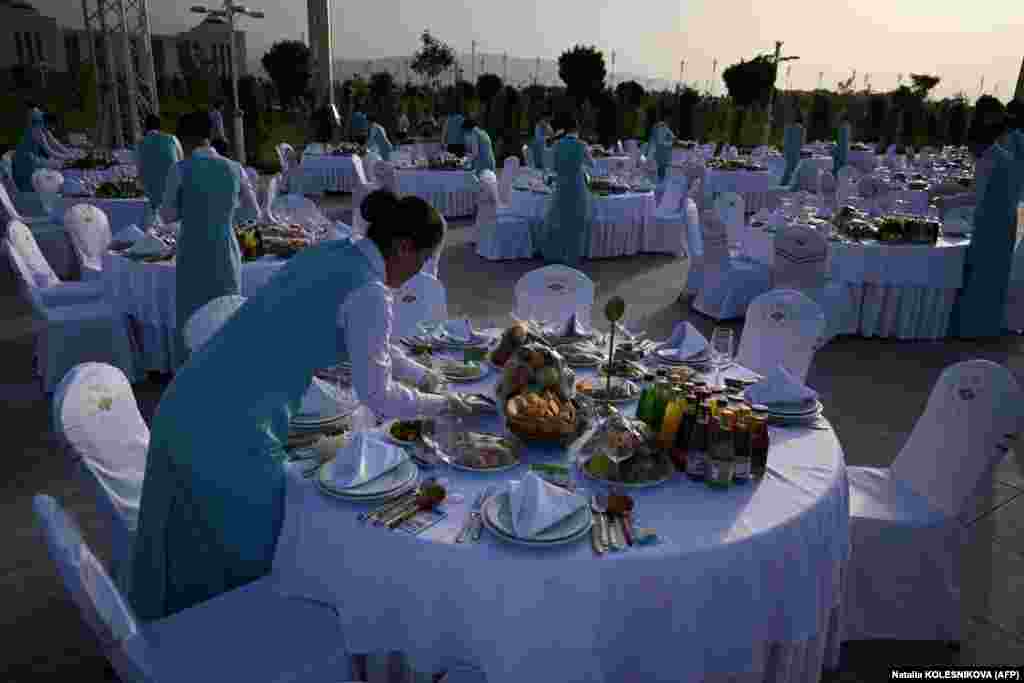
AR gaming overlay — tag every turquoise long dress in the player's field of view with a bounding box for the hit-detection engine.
[444,114,465,150]
[367,122,393,161]
[173,153,243,364]
[12,114,51,192]
[531,123,547,170]
[781,123,804,187]
[650,124,675,182]
[469,128,496,174]
[131,237,379,619]
[139,132,181,225]
[351,111,369,137]
[950,132,1024,338]
[539,134,593,266]
[833,123,850,175]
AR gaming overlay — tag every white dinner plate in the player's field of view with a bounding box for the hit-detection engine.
[655,347,711,364]
[482,491,592,544]
[317,457,418,498]
[316,476,418,503]
[757,399,823,417]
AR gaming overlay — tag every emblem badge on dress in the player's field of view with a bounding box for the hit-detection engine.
[402,295,417,303]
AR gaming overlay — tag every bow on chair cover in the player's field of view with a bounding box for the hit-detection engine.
[174,154,243,364]
[780,123,804,187]
[139,133,182,226]
[833,122,850,176]
[950,130,1024,338]
[538,135,593,266]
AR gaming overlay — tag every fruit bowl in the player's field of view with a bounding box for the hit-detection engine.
[495,342,581,444]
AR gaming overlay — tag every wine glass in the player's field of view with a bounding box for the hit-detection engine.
[710,327,735,390]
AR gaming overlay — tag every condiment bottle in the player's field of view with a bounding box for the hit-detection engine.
[659,388,686,451]
[635,373,657,424]
[732,406,752,484]
[750,414,770,478]
[707,409,736,489]
[686,400,710,481]
[670,394,697,472]
[649,370,672,431]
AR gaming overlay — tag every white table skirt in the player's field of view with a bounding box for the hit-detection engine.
[704,169,774,213]
[395,169,479,218]
[272,362,849,683]
[510,189,660,258]
[742,226,969,339]
[590,156,632,176]
[299,155,358,194]
[103,252,286,372]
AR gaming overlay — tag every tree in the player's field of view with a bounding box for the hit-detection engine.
[721,54,776,143]
[615,80,646,109]
[369,71,396,102]
[476,73,503,130]
[557,44,606,105]
[261,40,312,109]
[676,86,700,139]
[946,95,969,145]
[411,30,455,92]
[909,74,941,100]
[456,80,476,104]
[968,94,1006,152]
[836,70,857,95]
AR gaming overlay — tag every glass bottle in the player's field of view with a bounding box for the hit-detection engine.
[670,394,697,472]
[659,388,686,451]
[707,409,736,489]
[649,370,672,431]
[732,406,752,484]
[750,414,770,478]
[635,373,657,424]
[685,400,710,481]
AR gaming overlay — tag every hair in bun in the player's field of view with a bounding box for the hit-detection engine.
[363,190,445,256]
[360,189,400,224]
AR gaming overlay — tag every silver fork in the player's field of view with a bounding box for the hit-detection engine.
[469,485,497,542]
[457,488,488,543]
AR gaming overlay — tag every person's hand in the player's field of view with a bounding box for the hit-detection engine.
[418,371,446,395]
[445,393,475,418]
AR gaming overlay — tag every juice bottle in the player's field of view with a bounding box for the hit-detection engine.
[635,373,657,424]
[659,389,686,450]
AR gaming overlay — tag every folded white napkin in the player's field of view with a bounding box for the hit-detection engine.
[297,377,345,418]
[745,365,819,406]
[113,224,145,245]
[124,232,167,257]
[562,312,588,337]
[330,432,407,489]
[509,472,587,538]
[662,321,709,359]
[444,318,475,342]
[62,178,86,196]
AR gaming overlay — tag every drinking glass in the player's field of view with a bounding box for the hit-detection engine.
[710,327,735,390]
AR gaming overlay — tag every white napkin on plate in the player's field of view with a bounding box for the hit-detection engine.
[444,318,475,343]
[296,377,345,418]
[62,178,86,196]
[662,321,709,359]
[509,472,586,539]
[113,224,145,245]
[124,232,167,257]
[744,365,819,406]
[330,431,406,489]
[562,312,588,337]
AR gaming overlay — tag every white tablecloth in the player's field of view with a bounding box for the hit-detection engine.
[299,155,358,193]
[704,169,774,213]
[273,362,849,683]
[103,252,286,372]
[847,150,877,172]
[590,156,632,176]
[401,142,442,159]
[395,169,479,218]
[742,226,970,339]
[510,189,660,258]
[61,164,138,184]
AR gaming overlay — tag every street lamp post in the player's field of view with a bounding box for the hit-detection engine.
[190,1,264,164]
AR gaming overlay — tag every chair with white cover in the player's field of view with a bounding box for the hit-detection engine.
[645,177,689,256]
[271,193,329,234]
[5,219,104,305]
[6,221,136,392]
[52,363,147,594]
[184,295,247,353]
[350,156,377,237]
[772,224,859,339]
[691,211,771,321]
[275,143,296,174]
[682,199,705,296]
[475,172,533,261]
[393,272,448,339]
[514,265,595,329]
[31,168,64,220]
[363,150,382,185]
[373,161,397,194]
[33,494,356,683]
[735,289,826,382]
[843,360,1022,644]
[63,204,111,282]
[713,192,745,253]
[1,173,77,277]
[499,156,519,205]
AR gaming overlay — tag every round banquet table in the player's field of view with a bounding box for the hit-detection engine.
[299,154,358,193]
[394,168,479,218]
[590,155,632,176]
[741,225,971,339]
[103,252,286,372]
[272,358,850,683]
[704,169,774,213]
[61,164,139,185]
[509,188,660,258]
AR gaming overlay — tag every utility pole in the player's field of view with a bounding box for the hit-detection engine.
[610,50,616,88]
[534,56,540,87]
[503,52,508,83]
[471,40,476,81]
[766,41,799,141]
[677,59,685,92]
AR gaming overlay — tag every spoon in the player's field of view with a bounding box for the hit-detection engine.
[599,493,626,551]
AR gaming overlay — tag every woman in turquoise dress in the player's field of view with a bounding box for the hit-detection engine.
[780,121,805,187]
[462,119,496,174]
[950,130,1024,338]
[833,119,851,175]
[160,118,261,364]
[366,114,394,161]
[538,117,594,266]
[132,190,461,620]
[444,111,465,156]
[647,121,675,182]
[351,111,369,140]
[12,110,60,192]
[138,114,184,226]
[531,117,550,170]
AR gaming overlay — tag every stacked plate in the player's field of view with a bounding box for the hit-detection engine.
[481,491,593,548]
[290,376,356,437]
[757,399,825,425]
[653,344,712,369]
[429,326,494,349]
[316,456,419,502]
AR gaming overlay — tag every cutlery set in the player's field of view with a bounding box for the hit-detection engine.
[590,494,634,556]
[456,486,496,543]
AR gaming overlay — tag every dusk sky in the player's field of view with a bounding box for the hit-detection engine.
[30,0,1024,99]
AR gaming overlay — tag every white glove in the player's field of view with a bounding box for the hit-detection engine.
[418,371,445,395]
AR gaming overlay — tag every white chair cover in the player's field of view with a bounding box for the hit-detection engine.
[393,273,448,339]
[363,150,382,185]
[63,203,111,280]
[735,289,825,382]
[374,161,398,194]
[264,174,282,223]
[692,211,772,321]
[713,192,745,249]
[499,157,519,205]
[34,495,356,683]
[52,362,148,593]
[514,265,595,329]
[275,143,296,173]
[683,198,705,294]
[645,178,689,257]
[5,219,103,304]
[350,156,377,237]
[32,168,64,194]
[844,360,1022,643]
[184,295,247,352]
[475,174,533,261]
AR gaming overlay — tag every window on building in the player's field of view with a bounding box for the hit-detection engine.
[65,35,81,73]
[15,33,24,65]
[35,33,45,64]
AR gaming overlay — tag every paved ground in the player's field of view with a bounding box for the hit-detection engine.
[2,196,1023,680]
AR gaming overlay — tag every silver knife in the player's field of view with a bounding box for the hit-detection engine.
[469,486,495,542]
[456,489,487,543]
[608,516,626,551]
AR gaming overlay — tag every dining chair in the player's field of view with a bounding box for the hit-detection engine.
[5,219,104,305]
[646,178,689,258]
[515,264,595,330]
[475,174,533,262]
[350,155,378,237]
[184,295,248,353]
[499,157,519,205]
[34,494,356,683]
[691,211,771,321]
[843,360,1022,645]
[713,192,745,253]
[735,288,825,382]
[62,203,112,282]
[393,272,448,339]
